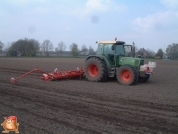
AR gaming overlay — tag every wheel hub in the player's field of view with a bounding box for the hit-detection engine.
[88,64,98,77]
[125,74,129,78]
[121,70,131,82]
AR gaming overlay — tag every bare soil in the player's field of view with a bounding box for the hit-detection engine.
[0,58,178,134]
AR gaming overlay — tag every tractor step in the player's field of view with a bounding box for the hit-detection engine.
[108,68,115,77]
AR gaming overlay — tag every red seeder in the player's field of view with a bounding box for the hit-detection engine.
[10,67,84,84]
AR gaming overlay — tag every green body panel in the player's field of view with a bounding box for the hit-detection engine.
[85,55,142,69]
[118,57,141,67]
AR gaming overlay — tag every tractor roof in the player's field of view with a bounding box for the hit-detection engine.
[96,40,125,44]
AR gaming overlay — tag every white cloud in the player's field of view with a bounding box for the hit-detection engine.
[81,0,127,17]
[32,7,51,15]
[160,0,178,9]
[130,10,178,52]
[133,10,178,33]
[81,0,108,16]
[5,0,47,6]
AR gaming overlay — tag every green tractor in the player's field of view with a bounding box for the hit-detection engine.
[84,38,156,85]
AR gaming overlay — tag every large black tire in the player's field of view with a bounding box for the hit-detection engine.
[84,57,108,82]
[138,74,150,83]
[117,65,139,85]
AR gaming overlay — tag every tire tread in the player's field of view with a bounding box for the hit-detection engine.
[84,57,108,82]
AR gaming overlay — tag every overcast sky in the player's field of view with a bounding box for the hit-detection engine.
[0,0,178,52]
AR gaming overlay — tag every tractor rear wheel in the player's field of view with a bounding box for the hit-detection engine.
[84,57,108,82]
[117,65,139,85]
[138,74,150,83]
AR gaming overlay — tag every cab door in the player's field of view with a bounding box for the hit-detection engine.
[103,44,115,65]
[114,45,125,66]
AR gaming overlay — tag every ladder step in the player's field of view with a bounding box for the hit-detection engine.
[109,68,115,77]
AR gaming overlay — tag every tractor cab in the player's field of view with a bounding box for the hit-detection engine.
[96,40,136,66]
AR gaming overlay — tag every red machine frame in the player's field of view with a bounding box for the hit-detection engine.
[10,67,84,84]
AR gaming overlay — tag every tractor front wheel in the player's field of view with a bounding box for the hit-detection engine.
[84,57,108,82]
[117,65,138,85]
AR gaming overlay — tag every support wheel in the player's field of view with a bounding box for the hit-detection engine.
[117,65,138,85]
[84,57,108,82]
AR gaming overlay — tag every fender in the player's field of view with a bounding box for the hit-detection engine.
[85,55,111,67]
[85,55,104,62]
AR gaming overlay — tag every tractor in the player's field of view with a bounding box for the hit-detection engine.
[84,38,156,85]
[10,38,156,85]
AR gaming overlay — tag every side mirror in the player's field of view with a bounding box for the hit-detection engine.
[112,45,115,50]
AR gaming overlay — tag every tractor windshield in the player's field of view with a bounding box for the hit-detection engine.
[96,44,114,55]
[96,43,131,57]
[115,45,125,56]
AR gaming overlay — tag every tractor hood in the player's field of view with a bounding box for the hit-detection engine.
[119,57,143,67]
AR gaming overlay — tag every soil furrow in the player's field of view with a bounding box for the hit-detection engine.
[1,58,178,134]
[1,86,178,133]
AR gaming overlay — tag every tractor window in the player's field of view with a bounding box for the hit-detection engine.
[115,45,125,56]
[104,44,114,54]
[96,44,103,54]
[103,44,115,64]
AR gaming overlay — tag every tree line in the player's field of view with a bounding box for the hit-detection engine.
[0,38,95,57]
[0,38,177,59]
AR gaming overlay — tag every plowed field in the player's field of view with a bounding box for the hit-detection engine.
[0,58,178,134]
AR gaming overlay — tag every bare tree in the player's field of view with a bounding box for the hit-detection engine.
[80,44,88,55]
[89,45,95,55]
[8,38,40,56]
[5,42,12,51]
[56,41,66,56]
[55,48,58,52]
[124,46,132,57]
[166,43,178,59]
[41,40,53,56]
[132,45,139,57]
[70,43,79,57]
[155,48,163,58]
[0,41,4,52]
[134,45,139,53]
[146,49,156,58]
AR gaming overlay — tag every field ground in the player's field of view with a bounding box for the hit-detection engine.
[0,58,178,134]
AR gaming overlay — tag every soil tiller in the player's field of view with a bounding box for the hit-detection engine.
[10,67,84,84]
